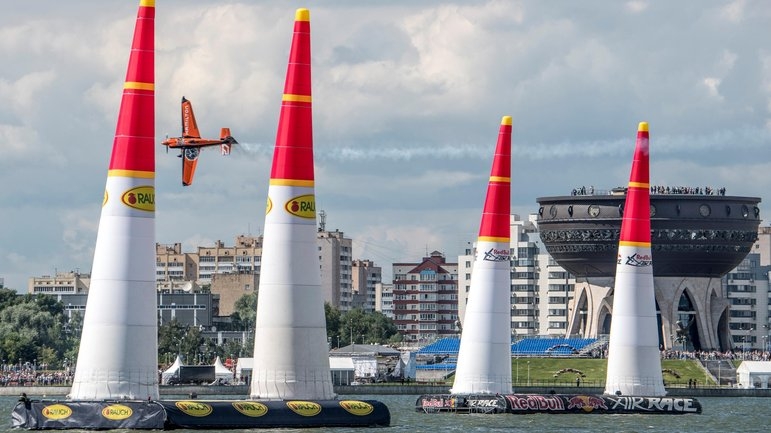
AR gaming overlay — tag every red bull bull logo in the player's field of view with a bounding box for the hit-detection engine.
[567,395,608,412]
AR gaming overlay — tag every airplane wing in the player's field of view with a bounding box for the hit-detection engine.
[181,147,200,186]
[180,97,201,139]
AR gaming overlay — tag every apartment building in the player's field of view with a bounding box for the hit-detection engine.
[392,251,458,343]
[28,271,90,295]
[457,214,574,338]
[375,283,394,319]
[351,259,381,312]
[195,235,263,284]
[318,230,353,311]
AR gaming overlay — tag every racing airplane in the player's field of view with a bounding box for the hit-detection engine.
[161,96,238,186]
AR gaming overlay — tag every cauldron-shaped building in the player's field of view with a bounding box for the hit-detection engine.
[537,190,761,351]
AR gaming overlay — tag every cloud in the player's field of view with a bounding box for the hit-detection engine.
[0,0,769,291]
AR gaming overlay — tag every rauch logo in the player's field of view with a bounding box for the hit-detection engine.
[121,186,155,212]
[232,401,268,417]
[285,194,315,219]
[175,401,213,417]
[286,401,321,416]
[339,400,374,416]
[42,404,73,420]
[101,404,133,420]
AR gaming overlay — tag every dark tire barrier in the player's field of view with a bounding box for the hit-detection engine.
[13,398,390,429]
[416,393,702,415]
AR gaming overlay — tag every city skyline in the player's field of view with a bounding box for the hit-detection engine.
[2,1,770,290]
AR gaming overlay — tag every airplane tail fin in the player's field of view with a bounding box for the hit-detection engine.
[220,127,237,155]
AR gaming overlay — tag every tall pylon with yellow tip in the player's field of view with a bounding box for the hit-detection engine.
[250,8,335,400]
[69,0,157,401]
[604,122,666,397]
[450,116,513,395]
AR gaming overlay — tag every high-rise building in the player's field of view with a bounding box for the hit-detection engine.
[392,251,458,342]
[458,215,574,338]
[351,259,381,312]
[317,229,353,310]
[375,282,394,319]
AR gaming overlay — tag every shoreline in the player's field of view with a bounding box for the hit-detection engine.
[4,384,771,398]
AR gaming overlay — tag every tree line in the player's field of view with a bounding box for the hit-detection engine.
[0,288,400,370]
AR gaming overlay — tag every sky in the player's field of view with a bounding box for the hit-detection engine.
[1,0,770,291]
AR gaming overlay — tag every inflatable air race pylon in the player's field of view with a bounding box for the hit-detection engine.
[604,122,666,397]
[450,116,513,395]
[69,0,158,402]
[249,7,335,402]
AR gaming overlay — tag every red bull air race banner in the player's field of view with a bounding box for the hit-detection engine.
[416,394,701,415]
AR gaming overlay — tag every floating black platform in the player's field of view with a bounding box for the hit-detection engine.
[416,394,701,415]
[13,398,390,429]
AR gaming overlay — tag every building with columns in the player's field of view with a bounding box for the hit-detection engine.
[537,191,762,351]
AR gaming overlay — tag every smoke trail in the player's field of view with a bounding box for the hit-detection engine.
[233,126,770,162]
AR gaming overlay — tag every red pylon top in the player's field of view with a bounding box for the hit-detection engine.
[108,0,155,177]
[619,122,651,246]
[478,116,512,242]
[270,8,314,186]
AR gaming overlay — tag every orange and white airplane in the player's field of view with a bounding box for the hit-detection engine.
[161,96,238,186]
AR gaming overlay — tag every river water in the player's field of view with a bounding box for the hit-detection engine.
[2,394,765,432]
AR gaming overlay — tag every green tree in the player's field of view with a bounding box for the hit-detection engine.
[337,308,401,346]
[231,292,257,331]
[0,293,70,368]
[325,303,342,348]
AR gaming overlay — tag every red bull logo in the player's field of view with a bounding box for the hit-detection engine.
[232,401,268,417]
[567,395,608,412]
[506,395,565,412]
[339,400,373,416]
[41,404,72,420]
[286,401,321,416]
[121,186,155,212]
[625,252,652,267]
[175,401,213,417]
[101,404,133,420]
[482,248,510,262]
[103,190,108,207]
[266,197,273,215]
[285,194,315,219]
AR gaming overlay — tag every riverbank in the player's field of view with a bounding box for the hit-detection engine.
[4,384,771,398]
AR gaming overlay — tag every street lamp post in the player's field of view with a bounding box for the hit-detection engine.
[527,361,531,386]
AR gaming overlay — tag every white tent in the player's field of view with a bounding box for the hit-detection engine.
[736,361,771,389]
[212,356,234,384]
[236,357,253,385]
[161,355,184,385]
[329,356,355,385]
[352,356,378,380]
